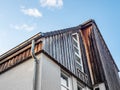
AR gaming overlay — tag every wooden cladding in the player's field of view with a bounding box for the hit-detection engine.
[0,20,119,89]
[93,26,120,90]
[43,31,89,84]
[81,26,105,84]
[81,24,120,90]
[89,29,105,83]
[43,32,76,74]
[0,41,42,74]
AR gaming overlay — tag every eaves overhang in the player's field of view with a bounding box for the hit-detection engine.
[0,33,42,61]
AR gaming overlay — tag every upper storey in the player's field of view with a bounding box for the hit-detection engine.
[0,19,119,89]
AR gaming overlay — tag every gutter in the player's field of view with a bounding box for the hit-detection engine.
[31,40,40,90]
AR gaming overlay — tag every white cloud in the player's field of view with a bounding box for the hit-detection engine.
[21,7,42,18]
[40,0,63,8]
[10,24,36,32]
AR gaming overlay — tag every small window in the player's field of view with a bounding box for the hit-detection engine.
[77,84,83,90]
[95,88,99,90]
[61,73,70,90]
[78,86,82,90]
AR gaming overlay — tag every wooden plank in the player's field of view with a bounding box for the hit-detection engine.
[69,32,76,74]
[52,35,56,59]
[59,33,64,65]
[67,33,72,72]
[62,33,67,68]
[57,34,61,63]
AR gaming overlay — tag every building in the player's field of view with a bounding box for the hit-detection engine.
[0,19,120,90]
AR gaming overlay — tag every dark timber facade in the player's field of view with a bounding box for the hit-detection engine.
[0,19,120,90]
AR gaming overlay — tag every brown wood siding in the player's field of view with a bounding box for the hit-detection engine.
[81,26,105,85]
[89,29,105,83]
[0,41,42,74]
[81,26,95,85]
[79,31,92,86]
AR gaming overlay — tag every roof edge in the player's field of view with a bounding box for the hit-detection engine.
[92,20,120,72]
[80,19,95,29]
[0,32,41,60]
[0,19,95,61]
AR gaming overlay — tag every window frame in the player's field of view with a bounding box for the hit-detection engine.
[94,87,100,90]
[61,72,71,90]
[77,85,82,90]
[77,81,84,90]
[72,33,84,72]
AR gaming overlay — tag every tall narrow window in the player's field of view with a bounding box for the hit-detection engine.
[77,86,82,90]
[77,82,84,90]
[61,73,70,90]
[72,33,83,72]
[95,88,100,90]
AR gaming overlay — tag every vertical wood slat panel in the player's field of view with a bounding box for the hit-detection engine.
[49,36,53,57]
[66,33,74,71]
[59,33,64,65]
[63,33,68,69]
[56,34,61,63]
[93,27,120,90]
[54,35,58,61]
[60,33,66,66]
[55,34,60,62]
[43,32,76,74]
[45,37,48,53]
[91,30,105,83]
[69,33,76,74]
[52,35,56,59]
[62,34,67,67]
[66,33,72,71]
[0,64,4,72]
[43,32,88,84]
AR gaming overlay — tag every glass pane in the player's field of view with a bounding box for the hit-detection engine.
[74,47,79,55]
[95,88,100,90]
[75,54,81,64]
[76,62,82,71]
[73,39,78,47]
[61,86,68,90]
[72,34,77,40]
[77,86,82,90]
[61,75,68,87]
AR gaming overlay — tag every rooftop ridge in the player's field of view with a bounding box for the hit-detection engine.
[0,19,94,60]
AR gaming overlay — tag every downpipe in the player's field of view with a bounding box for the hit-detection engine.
[31,40,40,90]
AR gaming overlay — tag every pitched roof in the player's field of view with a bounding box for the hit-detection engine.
[0,19,94,60]
[0,19,119,74]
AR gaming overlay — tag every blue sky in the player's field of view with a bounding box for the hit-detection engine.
[0,0,120,73]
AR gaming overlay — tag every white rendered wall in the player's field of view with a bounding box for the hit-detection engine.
[0,52,91,90]
[40,53,61,90]
[0,55,41,90]
[94,83,106,90]
[98,83,106,90]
